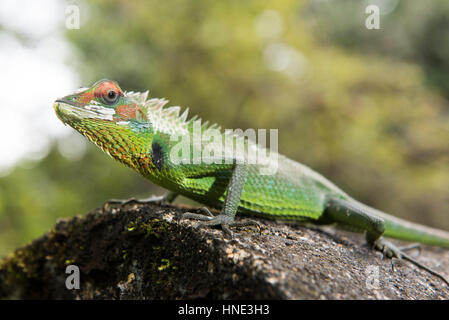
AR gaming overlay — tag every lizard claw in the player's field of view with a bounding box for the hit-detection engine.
[398,243,422,256]
[374,238,403,259]
[374,237,449,286]
[104,194,174,209]
[182,211,261,238]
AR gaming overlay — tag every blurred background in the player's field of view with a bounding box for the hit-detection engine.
[0,0,448,258]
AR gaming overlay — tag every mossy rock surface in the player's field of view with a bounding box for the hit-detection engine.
[1,203,448,299]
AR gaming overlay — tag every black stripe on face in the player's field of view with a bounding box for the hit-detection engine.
[151,141,164,170]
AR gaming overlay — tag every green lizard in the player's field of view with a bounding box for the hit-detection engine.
[54,79,449,286]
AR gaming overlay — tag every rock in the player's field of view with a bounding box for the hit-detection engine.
[0,202,448,299]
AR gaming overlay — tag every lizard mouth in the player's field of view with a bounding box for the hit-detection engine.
[53,99,115,122]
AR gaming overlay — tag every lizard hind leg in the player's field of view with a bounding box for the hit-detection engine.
[374,237,449,286]
[324,196,449,286]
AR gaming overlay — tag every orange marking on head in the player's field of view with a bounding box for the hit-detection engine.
[115,105,148,121]
[77,91,95,104]
[94,81,123,100]
[116,104,138,120]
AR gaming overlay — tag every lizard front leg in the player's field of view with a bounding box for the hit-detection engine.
[105,191,178,207]
[182,163,260,237]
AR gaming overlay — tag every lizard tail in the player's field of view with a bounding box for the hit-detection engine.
[383,218,449,248]
[353,199,449,248]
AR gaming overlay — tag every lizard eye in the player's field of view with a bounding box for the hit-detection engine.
[104,89,119,104]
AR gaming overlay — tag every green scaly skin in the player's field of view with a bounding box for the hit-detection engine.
[54,79,449,286]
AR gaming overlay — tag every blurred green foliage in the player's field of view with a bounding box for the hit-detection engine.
[1,0,448,257]
[304,0,449,98]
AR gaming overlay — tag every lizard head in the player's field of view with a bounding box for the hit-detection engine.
[54,79,154,167]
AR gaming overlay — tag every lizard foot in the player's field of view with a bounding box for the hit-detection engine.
[182,209,261,239]
[104,194,172,209]
[373,237,449,286]
[398,243,421,256]
[373,238,403,259]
